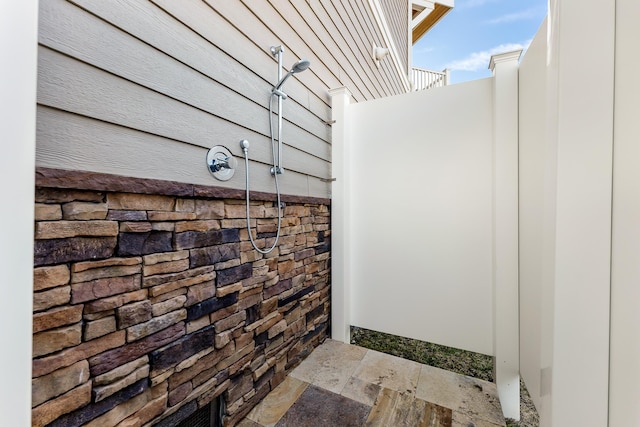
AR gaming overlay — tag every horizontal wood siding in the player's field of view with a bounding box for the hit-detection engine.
[37,0,408,197]
[380,0,409,73]
[349,0,406,94]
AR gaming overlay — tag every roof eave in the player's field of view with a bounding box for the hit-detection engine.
[412,3,453,45]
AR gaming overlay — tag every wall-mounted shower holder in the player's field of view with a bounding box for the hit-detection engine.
[206,145,237,181]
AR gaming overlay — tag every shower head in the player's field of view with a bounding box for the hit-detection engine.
[290,59,311,73]
[273,59,310,92]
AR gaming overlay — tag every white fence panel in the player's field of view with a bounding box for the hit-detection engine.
[348,80,494,355]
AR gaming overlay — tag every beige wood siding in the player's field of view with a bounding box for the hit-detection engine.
[37,0,408,198]
[380,0,409,73]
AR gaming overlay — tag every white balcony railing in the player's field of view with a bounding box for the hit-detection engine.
[411,66,450,91]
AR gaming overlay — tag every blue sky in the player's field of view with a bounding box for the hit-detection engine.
[412,0,548,84]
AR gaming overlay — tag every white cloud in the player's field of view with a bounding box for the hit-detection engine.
[484,8,540,24]
[445,41,530,72]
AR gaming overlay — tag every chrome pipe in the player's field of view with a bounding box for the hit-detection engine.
[271,45,284,174]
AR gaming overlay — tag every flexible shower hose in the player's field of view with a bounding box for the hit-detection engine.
[243,93,282,254]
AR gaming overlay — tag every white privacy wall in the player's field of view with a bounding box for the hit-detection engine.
[517,19,547,412]
[609,0,640,424]
[519,1,619,424]
[543,0,614,424]
[348,80,494,355]
[0,1,37,424]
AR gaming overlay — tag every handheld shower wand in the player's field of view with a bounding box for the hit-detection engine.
[241,47,310,254]
[269,46,310,175]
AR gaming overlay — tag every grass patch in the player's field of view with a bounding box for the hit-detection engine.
[350,326,494,381]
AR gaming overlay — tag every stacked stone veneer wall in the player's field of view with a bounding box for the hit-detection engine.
[31,169,331,427]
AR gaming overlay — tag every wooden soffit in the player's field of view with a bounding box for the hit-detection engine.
[412,2,452,44]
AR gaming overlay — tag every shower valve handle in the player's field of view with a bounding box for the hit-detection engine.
[210,154,237,172]
[206,145,236,181]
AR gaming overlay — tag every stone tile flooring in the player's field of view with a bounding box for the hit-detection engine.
[238,339,506,427]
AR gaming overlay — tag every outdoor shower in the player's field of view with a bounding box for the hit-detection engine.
[207,47,309,253]
[242,46,310,253]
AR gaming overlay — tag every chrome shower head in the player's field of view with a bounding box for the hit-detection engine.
[290,59,310,73]
[273,59,311,92]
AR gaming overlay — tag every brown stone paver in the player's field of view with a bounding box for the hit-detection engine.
[242,339,506,427]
